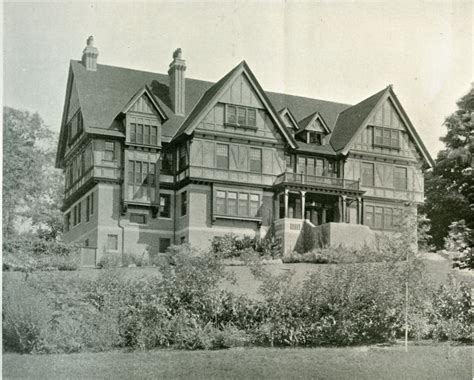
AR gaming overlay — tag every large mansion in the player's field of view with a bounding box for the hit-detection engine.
[56,37,433,265]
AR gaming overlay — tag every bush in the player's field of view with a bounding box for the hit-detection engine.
[445,220,473,269]
[3,279,53,353]
[211,231,282,259]
[429,275,471,342]
[3,238,80,272]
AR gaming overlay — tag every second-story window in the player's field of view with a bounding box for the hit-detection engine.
[160,194,171,218]
[178,145,188,171]
[216,144,229,169]
[104,141,115,161]
[249,148,262,173]
[180,191,187,216]
[394,166,407,190]
[361,162,374,187]
[225,105,257,128]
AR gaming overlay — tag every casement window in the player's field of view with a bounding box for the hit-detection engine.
[107,234,118,250]
[180,191,187,216]
[214,189,261,217]
[130,213,147,224]
[216,144,229,169]
[315,159,324,176]
[216,191,226,214]
[90,193,94,215]
[77,202,81,224]
[65,213,71,232]
[227,192,238,215]
[160,194,171,218]
[86,195,90,222]
[394,166,408,190]
[364,205,400,230]
[161,153,173,175]
[225,105,257,128]
[159,238,171,253]
[374,127,400,149]
[361,162,374,187]
[178,145,188,171]
[128,160,156,187]
[104,141,115,161]
[285,156,294,172]
[238,193,249,216]
[67,111,83,145]
[306,158,315,176]
[131,124,159,146]
[249,148,262,173]
[136,124,143,144]
[326,160,337,177]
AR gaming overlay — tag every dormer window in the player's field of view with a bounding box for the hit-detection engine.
[225,105,257,128]
[308,132,323,145]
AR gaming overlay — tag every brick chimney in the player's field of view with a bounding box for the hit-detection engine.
[168,48,186,116]
[82,36,98,71]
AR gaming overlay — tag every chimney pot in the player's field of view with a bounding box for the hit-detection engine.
[82,35,99,71]
[168,48,186,116]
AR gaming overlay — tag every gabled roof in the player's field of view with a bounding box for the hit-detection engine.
[330,86,434,167]
[296,111,331,134]
[279,107,300,130]
[121,85,168,121]
[330,87,387,152]
[173,61,298,148]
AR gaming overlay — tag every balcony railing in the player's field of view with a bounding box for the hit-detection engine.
[274,171,360,190]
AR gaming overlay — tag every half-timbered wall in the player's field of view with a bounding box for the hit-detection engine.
[350,98,421,160]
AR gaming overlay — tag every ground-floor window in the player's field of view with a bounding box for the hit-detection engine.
[107,234,118,250]
[214,189,261,217]
[159,238,171,253]
[160,194,171,218]
[364,205,400,230]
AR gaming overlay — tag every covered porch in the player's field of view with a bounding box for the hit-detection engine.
[272,176,370,254]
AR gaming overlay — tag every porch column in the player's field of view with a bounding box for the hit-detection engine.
[284,189,289,218]
[357,197,362,224]
[300,191,306,220]
[321,207,327,224]
[340,195,347,223]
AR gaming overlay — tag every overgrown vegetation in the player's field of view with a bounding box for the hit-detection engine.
[2,238,80,272]
[3,240,471,354]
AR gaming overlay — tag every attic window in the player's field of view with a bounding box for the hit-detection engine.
[373,127,400,149]
[308,132,323,145]
[225,105,257,128]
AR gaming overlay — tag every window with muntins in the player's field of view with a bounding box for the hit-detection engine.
[214,189,261,218]
[216,144,229,169]
[129,123,158,145]
[160,194,171,218]
[361,163,374,187]
[394,167,408,190]
[225,105,257,128]
[178,145,188,171]
[364,205,400,230]
[104,141,115,161]
[374,127,400,149]
[249,148,262,173]
[180,192,187,216]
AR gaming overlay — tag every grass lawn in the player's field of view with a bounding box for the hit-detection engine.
[3,344,471,380]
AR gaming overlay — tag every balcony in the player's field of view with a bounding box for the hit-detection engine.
[181,166,275,187]
[274,171,360,191]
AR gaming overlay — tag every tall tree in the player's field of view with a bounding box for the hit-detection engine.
[2,107,64,239]
[422,86,474,248]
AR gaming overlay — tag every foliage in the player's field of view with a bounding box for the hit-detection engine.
[294,221,316,253]
[417,213,433,251]
[3,107,64,239]
[444,220,473,269]
[2,279,53,353]
[422,86,474,249]
[211,232,282,259]
[2,238,80,272]
[429,275,472,342]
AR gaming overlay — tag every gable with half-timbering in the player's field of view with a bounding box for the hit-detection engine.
[350,98,422,161]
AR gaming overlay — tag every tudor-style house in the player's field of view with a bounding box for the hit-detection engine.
[56,37,433,265]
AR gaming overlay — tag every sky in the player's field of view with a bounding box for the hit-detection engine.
[2,0,473,157]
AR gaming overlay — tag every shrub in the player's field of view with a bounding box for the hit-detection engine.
[445,220,473,269]
[2,238,80,272]
[96,254,121,269]
[211,232,282,259]
[2,279,53,353]
[429,275,471,342]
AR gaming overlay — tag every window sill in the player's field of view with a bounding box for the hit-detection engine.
[373,144,400,150]
[224,123,258,130]
[212,214,262,223]
[126,142,161,148]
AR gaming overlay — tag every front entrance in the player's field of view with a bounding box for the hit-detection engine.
[304,193,336,225]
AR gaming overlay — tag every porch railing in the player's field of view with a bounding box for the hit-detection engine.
[274,171,360,190]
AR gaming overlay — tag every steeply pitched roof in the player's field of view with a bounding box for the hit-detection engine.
[329,87,388,152]
[296,111,331,134]
[295,142,337,156]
